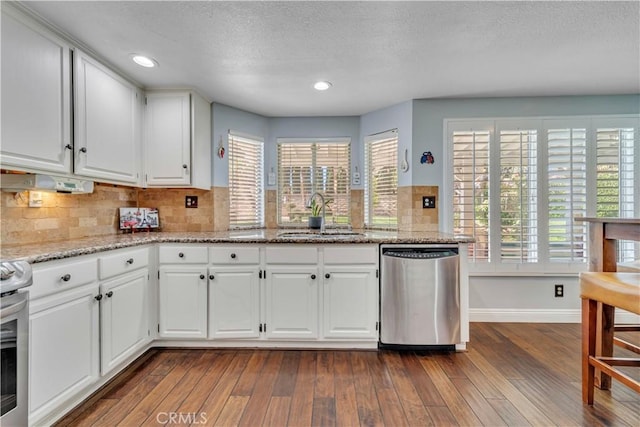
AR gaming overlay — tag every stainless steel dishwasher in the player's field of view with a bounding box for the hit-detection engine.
[380,245,460,347]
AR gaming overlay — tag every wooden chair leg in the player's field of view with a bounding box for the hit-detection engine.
[596,303,615,390]
[582,298,597,405]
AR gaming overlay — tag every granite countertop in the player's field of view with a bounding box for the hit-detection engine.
[0,229,474,264]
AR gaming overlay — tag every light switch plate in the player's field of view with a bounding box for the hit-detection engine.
[29,191,43,208]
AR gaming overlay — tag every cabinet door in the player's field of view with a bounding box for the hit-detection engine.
[29,284,100,422]
[323,266,378,339]
[265,267,318,339]
[144,92,191,186]
[208,266,260,339]
[100,269,149,375]
[1,6,71,174]
[74,50,141,184]
[158,266,207,338]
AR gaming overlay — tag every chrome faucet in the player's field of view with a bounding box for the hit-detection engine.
[307,192,326,233]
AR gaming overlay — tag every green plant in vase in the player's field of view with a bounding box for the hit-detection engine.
[308,198,322,229]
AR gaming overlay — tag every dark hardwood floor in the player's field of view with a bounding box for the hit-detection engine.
[56,323,639,426]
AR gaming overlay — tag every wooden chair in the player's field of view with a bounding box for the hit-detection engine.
[580,272,640,405]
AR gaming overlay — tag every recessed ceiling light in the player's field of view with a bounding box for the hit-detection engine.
[314,81,332,91]
[131,54,158,68]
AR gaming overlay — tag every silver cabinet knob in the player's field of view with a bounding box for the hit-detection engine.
[61,274,71,282]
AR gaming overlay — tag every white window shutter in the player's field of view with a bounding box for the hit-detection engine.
[364,131,398,229]
[228,133,264,228]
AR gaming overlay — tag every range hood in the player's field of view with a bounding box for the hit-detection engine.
[0,174,94,194]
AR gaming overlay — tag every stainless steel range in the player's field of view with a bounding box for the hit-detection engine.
[1,260,32,427]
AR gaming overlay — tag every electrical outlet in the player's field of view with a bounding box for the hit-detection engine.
[554,284,564,298]
[422,196,436,208]
[185,196,198,208]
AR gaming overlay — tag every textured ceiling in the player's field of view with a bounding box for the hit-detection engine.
[20,1,640,117]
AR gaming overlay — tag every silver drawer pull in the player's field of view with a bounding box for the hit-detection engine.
[178,252,185,258]
[126,258,134,264]
[61,274,71,282]
[230,253,237,259]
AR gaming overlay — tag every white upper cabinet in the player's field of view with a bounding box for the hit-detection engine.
[73,50,142,184]
[1,5,72,174]
[144,91,211,189]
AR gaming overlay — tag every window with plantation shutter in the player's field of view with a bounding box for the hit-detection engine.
[228,132,264,228]
[595,123,637,261]
[364,130,398,229]
[446,115,639,272]
[546,126,587,262]
[452,127,490,262]
[277,138,351,226]
[498,128,538,263]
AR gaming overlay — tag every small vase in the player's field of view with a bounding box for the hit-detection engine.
[308,216,322,229]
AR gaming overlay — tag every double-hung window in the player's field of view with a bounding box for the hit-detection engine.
[277,138,351,226]
[448,116,639,272]
[364,130,398,229]
[228,132,264,228]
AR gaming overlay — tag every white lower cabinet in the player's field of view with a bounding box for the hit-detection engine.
[322,266,378,339]
[208,266,260,339]
[29,283,100,423]
[265,266,319,339]
[158,266,208,338]
[29,248,152,426]
[100,269,149,375]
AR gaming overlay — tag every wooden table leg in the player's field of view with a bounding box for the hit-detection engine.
[588,222,618,389]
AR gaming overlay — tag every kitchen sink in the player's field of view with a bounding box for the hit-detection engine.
[276,231,366,239]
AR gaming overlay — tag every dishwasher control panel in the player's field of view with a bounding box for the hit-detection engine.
[382,249,458,259]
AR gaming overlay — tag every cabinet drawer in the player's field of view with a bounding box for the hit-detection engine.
[266,246,317,264]
[323,245,378,265]
[98,247,149,280]
[31,258,98,300]
[210,246,260,265]
[159,245,208,264]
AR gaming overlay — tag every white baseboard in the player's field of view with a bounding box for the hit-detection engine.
[470,308,640,324]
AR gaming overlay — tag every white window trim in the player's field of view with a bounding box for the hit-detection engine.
[443,114,640,275]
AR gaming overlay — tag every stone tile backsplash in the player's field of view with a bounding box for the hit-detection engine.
[0,183,437,245]
[0,183,216,246]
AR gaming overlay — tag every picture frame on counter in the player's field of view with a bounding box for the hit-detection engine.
[119,207,159,230]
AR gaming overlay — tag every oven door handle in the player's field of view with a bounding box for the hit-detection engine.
[0,298,27,319]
